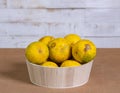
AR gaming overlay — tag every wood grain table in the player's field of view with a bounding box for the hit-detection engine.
[0,48,120,93]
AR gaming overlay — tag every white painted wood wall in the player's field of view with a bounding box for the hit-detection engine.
[0,0,120,48]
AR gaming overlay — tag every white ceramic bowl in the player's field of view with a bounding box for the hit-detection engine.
[26,60,93,88]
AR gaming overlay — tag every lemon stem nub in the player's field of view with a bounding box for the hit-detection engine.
[84,44,91,52]
[38,49,42,53]
[51,43,56,48]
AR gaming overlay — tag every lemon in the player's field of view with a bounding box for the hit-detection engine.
[60,60,81,67]
[48,38,71,63]
[64,34,81,46]
[72,39,96,63]
[25,41,49,64]
[39,36,54,45]
[41,61,58,68]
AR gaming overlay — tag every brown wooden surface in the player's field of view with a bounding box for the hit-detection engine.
[0,48,120,93]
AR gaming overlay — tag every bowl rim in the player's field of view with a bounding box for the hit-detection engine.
[26,59,93,69]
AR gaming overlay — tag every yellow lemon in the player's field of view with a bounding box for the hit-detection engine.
[39,36,54,45]
[60,60,81,67]
[41,61,58,68]
[25,41,49,64]
[64,34,81,46]
[72,39,96,63]
[48,38,71,63]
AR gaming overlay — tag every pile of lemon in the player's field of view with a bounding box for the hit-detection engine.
[25,34,96,68]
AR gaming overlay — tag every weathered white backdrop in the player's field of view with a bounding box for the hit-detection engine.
[0,0,120,48]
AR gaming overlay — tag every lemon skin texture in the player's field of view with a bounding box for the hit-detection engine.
[72,39,96,63]
[39,36,55,45]
[25,41,49,64]
[48,38,71,63]
[61,60,81,67]
[64,34,81,46]
[41,61,58,68]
